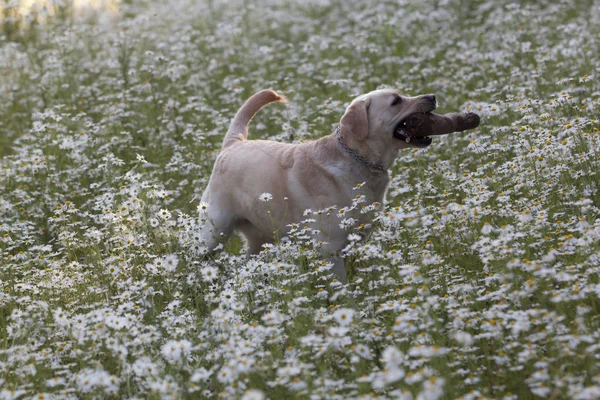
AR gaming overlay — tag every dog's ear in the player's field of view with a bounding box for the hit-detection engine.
[340,98,371,141]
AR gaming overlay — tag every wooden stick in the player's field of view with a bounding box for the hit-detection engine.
[404,112,480,137]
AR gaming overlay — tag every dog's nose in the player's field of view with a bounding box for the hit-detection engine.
[423,94,436,104]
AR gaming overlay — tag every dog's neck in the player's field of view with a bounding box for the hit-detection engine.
[335,126,388,173]
[312,131,390,209]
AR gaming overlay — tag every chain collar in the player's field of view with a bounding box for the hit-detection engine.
[335,126,386,173]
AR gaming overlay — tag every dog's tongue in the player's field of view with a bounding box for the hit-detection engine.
[405,112,480,138]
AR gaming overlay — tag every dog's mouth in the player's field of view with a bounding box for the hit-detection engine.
[393,113,432,148]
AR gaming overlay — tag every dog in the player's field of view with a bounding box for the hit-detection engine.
[200,88,437,281]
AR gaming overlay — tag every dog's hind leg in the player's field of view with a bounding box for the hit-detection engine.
[237,222,271,255]
[246,235,271,255]
[331,256,347,283]
[200,206,235,252]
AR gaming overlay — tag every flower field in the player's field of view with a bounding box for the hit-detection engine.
[1,0,600,398]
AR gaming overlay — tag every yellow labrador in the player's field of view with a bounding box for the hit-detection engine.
[201,88,437,281]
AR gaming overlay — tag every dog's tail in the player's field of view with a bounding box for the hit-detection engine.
[222,89,287,148]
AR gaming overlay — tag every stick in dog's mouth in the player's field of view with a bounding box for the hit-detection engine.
[394,111,481,145]
[394,115,433,147]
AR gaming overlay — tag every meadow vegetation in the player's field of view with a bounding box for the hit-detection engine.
[1,0,600,398]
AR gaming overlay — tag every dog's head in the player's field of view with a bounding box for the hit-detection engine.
[339,89,437,167]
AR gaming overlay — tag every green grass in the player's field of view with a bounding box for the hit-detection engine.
[1,0,600,399]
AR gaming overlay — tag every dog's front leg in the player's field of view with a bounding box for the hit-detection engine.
[320,237,349,283]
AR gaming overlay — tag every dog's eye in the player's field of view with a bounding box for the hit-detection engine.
[391,96,402,106]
